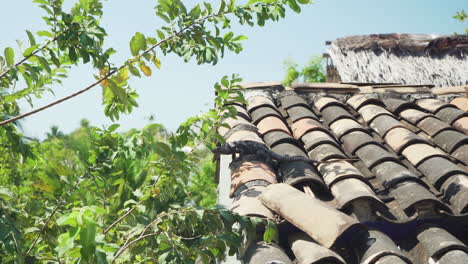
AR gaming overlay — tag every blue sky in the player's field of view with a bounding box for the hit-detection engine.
[1,0,467,139]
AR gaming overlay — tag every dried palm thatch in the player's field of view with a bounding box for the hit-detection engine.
[329,34,468,87]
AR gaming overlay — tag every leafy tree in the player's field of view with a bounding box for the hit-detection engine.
[0,0,312,263]
[282,55,326,86]
[454,10,468,34]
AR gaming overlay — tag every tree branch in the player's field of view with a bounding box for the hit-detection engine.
[0,13,227,127]
[0,36,58,80]
[25,202,60,255]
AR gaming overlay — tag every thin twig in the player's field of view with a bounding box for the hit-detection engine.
[103,199,144,235]
[25,202,60,255]
[112,232,158,261]
[0,36,58,80]
[0,13,226,126]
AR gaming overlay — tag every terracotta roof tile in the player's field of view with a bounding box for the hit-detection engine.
[371,161,424,189]
[359,104,393,123]
[401,143,447,166]
[347,94,384,110]
[433,130,468,153]
[330,118,368,139]
[257,116,290,135]
[436,107,468,125]
[229,159,277,197]
[288,233,346,264]
[441,175,468,214]
[318,160,366,187]
[400,109,432,124]
[355,144,401,170]
[262,130,298,148]
[382,98,416,114]
[453,116,468,134]
[417,116,453,136]
[279,94,310,110]
[226,130,263,143]
[342,131,381,155]
[384,127,428,153]
[308,143,347,162]
[279,161,325,190]
[390,181,447,216]
[217,116,253,137]
[246,95,276,112]
[291,118,326,139]
[314,97,345,111]
[259,183,361,248]
[271,142,308,158]
[286,105,318,123]
[242,241,292,263]
[438,250,468,264]
[250,106,282,124]
[417,226,468,260]
[359,230,411,264]
[416,98,454,113]
[369,115,406,137]
[321,105,355,125]
[450,97,468,111]
[231,185,275,219]
[451,145,468,165]
[417,157,468,189]
[301,130,338,151]
[330,178,383,209]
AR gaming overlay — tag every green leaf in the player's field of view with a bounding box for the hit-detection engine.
[232,35,248,42]
[263,221,278,243]
[286,0,301,13]
[37,56,51,73]
[26,30,36,46]
[130,32,147,56]
[4,47,14,66]
[37,30,54,38]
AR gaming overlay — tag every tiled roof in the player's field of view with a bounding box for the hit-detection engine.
[216,82,468,264]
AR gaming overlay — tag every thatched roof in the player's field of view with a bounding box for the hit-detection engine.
[328,34,468,87]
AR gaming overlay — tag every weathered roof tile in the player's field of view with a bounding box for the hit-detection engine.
[370,115,406,137]
[289,233,346,264]
[229,159,277,197]
[231,185,275,219]
[359,104,394,123]
[450,97,468,111]
[302,130,338,150]
[286,105,318,123]
[401,143,447,166]
[417,116,453,137]
[291,118,327,139]
[308,143,347,162]
[416,98,454,113]
[257,116,291,135]
[314,97,346,111]
[453,116,468,134]
[355,144,401,169]
[259,183,362,248]
[330,118,368,139]
[432,130,468,153]
[321,105,355,125]
[384,127,428,153]
[342,131,381,155]
[250,106,282,124]
[417,157,468,189]
[435,107,468,125]
[279,94,310,110]
[417,226,468,260]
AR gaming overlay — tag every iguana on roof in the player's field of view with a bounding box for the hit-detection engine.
[213,140,357,165]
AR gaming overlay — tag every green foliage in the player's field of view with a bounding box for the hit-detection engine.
[282,55,326,86]
[454,10,468,35]
[0,0,313,262]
